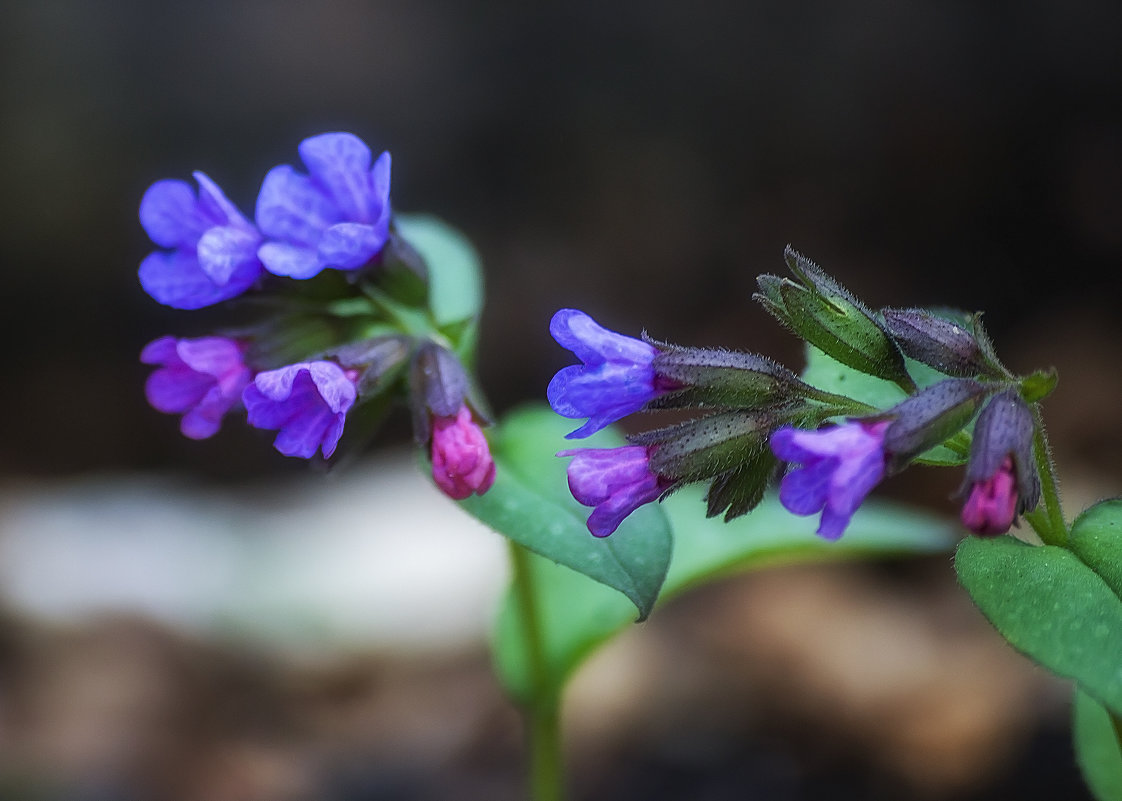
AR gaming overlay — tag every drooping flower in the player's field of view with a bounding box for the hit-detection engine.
[255,132,392,279]
[558,445,672,537]
[431,406,496,500]
[138,173,265,309]
[959,389,1040,535]
[242,361,358,459]
[961,457,1019,534]
[548,309,678,439]
[141,336,252,439]
[770,420,892,539]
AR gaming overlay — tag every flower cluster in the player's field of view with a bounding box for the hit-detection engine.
[139,133,494,500]
[549,248,1047,539]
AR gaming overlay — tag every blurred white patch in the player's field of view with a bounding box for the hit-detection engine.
[0,451,507,654]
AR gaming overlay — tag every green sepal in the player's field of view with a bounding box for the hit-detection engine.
[758,248,915,392]
[1021,368,1059,404]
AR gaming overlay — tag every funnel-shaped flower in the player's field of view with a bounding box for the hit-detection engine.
[770,420,891,539]
[242,361,357,458]
[431,406,496,500]
[256,133,392,279]
[141,336,251,439]
[548,309,677,439]
[558,445,672,536]
[139,173,264,309]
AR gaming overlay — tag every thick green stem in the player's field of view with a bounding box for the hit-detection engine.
[1023,407,1068,547]
[508,541,564,801]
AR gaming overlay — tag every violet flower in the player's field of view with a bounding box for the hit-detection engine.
[548,309,676,439]
[138,173,265,309]
[141,336,252,439]
[558,445,671,537]
[242,361,358,459]
[770,420,892,539]
[431,406,496,500]
[255,132,392,279]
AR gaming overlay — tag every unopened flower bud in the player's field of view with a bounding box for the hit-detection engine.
[960,389,1040,535]
[880,379,989,471]
[431,405,496,500]
[755,247,914,392]
[881,308,1000,378]
[650,345,814,410]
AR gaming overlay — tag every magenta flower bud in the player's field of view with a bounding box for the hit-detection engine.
[255,133,392,279]
[242,361,358,459]
[961,457,1019,535]
[557,445,673,537]
[959,390,1040,535]
[770,420,892,539]
[548,309,679,439]
[139,173,265,309]
[431,406,496,500]
[141,336,252,439]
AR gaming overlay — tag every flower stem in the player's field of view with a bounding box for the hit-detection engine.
[1023,406,1068,547]
[508,540,564,801]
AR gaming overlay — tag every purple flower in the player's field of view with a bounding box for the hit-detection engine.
[770,420,891,539]
[255,133,392,279]
[548,309,676,439]
[431,406,496,500]
[242,361,358,459]
[138,172,265,309]
[558,445,671,537]
[141,336,252,439]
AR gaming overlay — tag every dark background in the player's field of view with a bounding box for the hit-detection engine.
[1,2,1120,799]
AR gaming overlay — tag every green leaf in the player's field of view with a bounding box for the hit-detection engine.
[1070,499,1122,601]
[1074,687,1122,801]
[493,442,956,701]
[459,405,672,621]
[394,213,484,328]
[955,536,1122,717]
[801,345,969,465]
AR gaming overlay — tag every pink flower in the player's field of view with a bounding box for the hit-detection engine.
[430,406,496,500]
[961,457,1018,535]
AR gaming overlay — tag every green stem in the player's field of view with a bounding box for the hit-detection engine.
[1023,407,1068,547]
[508,541,564,801]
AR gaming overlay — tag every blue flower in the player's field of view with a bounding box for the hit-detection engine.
[769,420,891,539]
[242,361,358,459]
[548,309,675,439]
[138,173,265,309]
[558,445,671,536]
[255,132,392,279]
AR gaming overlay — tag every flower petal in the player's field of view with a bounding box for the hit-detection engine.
[257,242,322,279]
[778,458,834,515]
[192,171,252,229]
[317,222,386,270]
[139,250,247,309]
[255,164,339,246]
[196,225,262,285]
[298,133,375,222]
[139,180,209,249]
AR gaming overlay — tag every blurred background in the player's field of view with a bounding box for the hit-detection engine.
[2,1,1121,798]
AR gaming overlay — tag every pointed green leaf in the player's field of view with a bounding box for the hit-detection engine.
[1074,687,1122,801]
[459,405,672,621]
[956,536,1122,717]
